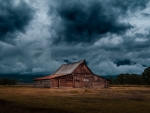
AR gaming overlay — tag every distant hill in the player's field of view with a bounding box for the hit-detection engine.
[0,74,48,83]
[0,74,117,83]
[102,75,117,79]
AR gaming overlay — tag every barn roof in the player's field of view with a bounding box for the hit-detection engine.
[53,60,84,74]
[34,74,66,81]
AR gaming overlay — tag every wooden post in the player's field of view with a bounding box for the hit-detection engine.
[50,80,52,88]
[58,79,60,87]
[72,77,74,88]
[73,76,75,88]
[90,78,92,88]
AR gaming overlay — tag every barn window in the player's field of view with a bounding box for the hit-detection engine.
[41,81,42,84]
[65,75,70,79]
[84,79,89,81]
[75,78,79,81]
[67,75,71,78]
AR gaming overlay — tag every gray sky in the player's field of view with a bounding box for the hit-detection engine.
[0,0,150,75]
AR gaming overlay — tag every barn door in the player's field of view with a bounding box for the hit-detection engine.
[84,78,91,88]
[73,77,80,88]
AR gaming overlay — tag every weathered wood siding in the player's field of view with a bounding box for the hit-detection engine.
[73,63,92,74]
[34,80,51,88]
[73,74,92,88]
[72,63,93,88]
[51,79,59,88]
[51,75,73,88]
[92,75,109,88]
[59,79,73,87]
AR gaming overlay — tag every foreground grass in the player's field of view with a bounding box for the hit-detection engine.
[0,86,150,113]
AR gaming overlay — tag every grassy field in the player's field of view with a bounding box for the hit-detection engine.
[0,86,150,113]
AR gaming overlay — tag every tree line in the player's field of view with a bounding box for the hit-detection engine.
[0,78,17,85]
[109,67,150,85]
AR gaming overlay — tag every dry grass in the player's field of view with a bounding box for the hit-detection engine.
[0,86,150,113]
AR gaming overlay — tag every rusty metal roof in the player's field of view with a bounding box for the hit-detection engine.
[53,60,84,74]
[34,74,66,81]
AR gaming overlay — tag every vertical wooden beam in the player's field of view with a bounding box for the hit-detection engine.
[90,78,92,88]
[50,79,52,88]
[81,78,83,87]
[58,79,60,87]
[72,76,74,88]
[79,74,81,88]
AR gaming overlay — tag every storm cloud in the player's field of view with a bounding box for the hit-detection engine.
[0,0,150,75]
[0,0,34,41]
[111,0,149,14]
[49,0,134,44]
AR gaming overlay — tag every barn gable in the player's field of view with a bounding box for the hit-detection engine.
[73,61,93,74]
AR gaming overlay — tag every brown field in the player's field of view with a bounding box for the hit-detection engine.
[0,86,150,113]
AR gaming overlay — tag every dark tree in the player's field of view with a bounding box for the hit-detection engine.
[114,73,143,85]
[12,79,17,85]
[142,67,150,85]
[0,78,17,85]
[0,79,2,85]
[108,76,113,84]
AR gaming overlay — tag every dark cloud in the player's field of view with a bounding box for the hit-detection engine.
[121,34,150,52]
[0,0,34,41]
[142,64,147,67]
[63,59,71,63]
[111,0,149,14]
[141,13,150,17]
[0,0,150,75]
[113,59,136,67]
[49,0,133,44]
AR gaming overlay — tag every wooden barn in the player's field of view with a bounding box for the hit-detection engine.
[34,60,109,88]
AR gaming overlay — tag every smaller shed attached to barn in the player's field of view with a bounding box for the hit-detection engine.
[34,60,109,88]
